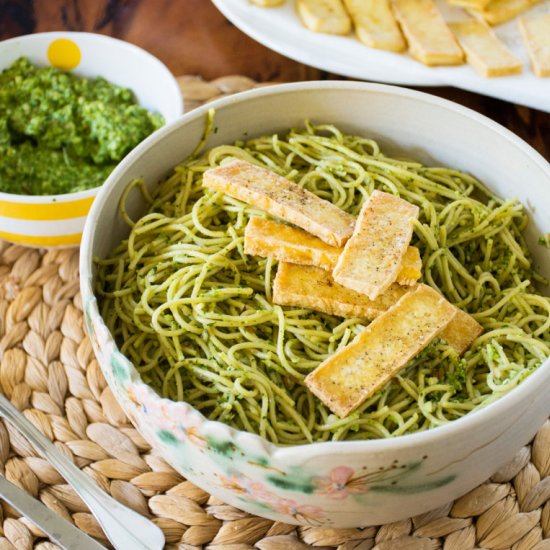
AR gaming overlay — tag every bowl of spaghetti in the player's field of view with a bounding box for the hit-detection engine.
[80,82,550,528]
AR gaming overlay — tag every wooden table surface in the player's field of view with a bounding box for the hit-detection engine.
[2,0,549,160]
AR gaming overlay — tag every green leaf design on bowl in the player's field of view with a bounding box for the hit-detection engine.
[371,474,456,495]
[157,429,180,446]
[267,475,316,494]
[111,352,130,384]
[205,436,239,457]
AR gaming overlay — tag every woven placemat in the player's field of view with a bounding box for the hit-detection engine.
[0,76,548,550]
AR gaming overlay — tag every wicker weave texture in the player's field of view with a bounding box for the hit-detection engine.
[0,76,547,550]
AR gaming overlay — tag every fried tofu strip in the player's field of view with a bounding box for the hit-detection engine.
[203,161,355,248]
[398,246,422,286]
[391,0,464,66]
[272,258,478,353]
[440,307,484,355]
[244,217,341,271]
[520,14,550,77]
[244,217,422,285]
[343,0,406,52]
[468,0,542,26]
[305,284,457,417]
[296,0,352,35]
[273,262,408,320]
[448,0,492,8]
[333,190,419,300]
[250,0,285,5]
[449,20,522,77]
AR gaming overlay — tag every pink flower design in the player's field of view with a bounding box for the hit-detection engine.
[218,474,326,525]
[272,498,324,524]
[219,475,274,503]
[219,474,248,495]
[133,386,208,448]
[182,425,208,448]
[313,466,369,499]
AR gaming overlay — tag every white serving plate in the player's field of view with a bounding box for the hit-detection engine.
[212,0,550,112]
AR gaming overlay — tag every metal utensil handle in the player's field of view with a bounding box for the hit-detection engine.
[0,475,107,550]
[0,393,164,550]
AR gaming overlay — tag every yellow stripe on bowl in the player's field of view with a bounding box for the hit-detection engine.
[0,189,96,247]
[0,230,82,247]
[0,201,91,248]
[0,196,95,221]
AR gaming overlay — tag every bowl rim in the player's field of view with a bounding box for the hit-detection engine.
[0,31,183,204]
[81,80,550,458]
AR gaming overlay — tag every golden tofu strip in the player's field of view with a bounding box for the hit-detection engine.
[449,20,522,77]
[520,14,550,77]
[398,246,422,286]
[203,161,355,248]
[343,0,406,52]
[244,217,341,271]
[391,0,464,66]
[271,260,478,353]
[440,307,484,355]
[333,190,419,300]
[468,0,542,26]
[305,284,457,417]
[447,0,493,8]
[250,0,285,5]
[244,217,422,285]
[296,0,352,35]
[273,262,408,320]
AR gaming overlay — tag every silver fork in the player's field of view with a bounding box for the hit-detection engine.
[0,393,165,550]
[0,475,106,549]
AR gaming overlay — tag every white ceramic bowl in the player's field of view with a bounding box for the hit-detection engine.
[0,32,183,247]
[80,82,550,528]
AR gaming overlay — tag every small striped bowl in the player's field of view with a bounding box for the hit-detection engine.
[0,32,183,248]
[0,191,96,248]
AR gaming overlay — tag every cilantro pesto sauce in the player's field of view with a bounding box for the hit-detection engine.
[0,57,164,195]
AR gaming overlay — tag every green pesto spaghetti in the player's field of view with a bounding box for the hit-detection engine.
[96,115,550,445]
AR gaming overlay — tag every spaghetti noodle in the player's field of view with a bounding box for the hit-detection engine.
[96,115,550,444]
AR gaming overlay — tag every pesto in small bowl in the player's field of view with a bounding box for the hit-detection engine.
[0,57,164,196]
